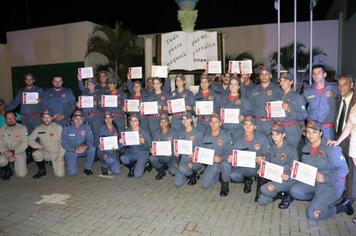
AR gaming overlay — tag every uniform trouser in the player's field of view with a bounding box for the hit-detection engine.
[149,155,175,171]
[64,147,96,176]
[88,116,104,146]
[113,117,126,133]
[32,150,65,177]
[120,151,149,179]
[201,162,231,190]
[0,153,27,177]
[97,149,120,175]
[289,182,344,220]
[22,116,42,134]
[256,120,273,138]
[284,125,302,148]
[321,126,334,141]
[230,166,257,182]
[174,155,202,187]
[258,180,294,205]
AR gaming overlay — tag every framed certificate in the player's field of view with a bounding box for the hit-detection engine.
[152,141,172,156]
[259,160,284,183]
[291,161,318,186]
[140,101,158,115]
[124,99,140,112]
[100,136,118,150]
[173,139,193,155]
[22,92,39,104]
[78,67,94,79]
[78,96,94,108]
[101,95,118,108]
[193,146,215,165]
[128,67,142,79]
[121,131,140,146]
[231,149,256,168]
[195,101,213,115]
[167,98,186,114]
[221,108,240,124]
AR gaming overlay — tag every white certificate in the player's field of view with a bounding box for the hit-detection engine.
[121,131,140,146]
[152,141,172,156]
[78,96,94,108]
[195,101,213,115]
[291,161,318,186]
[193,146,215,165]
[78,67,94,79]
[167,98,186,114]
[140,101,158,115]
[151,65,168,78]
[173,139,193,155]
[221,108,240,124]
[22,92,39,104]
[231,150,256,168]
[267,101,286,118]
[259,160,284,183]
[228,60,253,74]
[129,67,142,79]
[206,61,222,74]
[124,99,140,112]
[100,136,118,150]
[101,95,118,108]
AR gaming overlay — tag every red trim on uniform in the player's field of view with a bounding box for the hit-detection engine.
[276,121,297,126]
[311,146,319,155]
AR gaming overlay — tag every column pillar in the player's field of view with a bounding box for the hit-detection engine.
[144,34,154,80]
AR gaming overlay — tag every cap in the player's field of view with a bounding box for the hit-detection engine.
[242,115,256,125]
[181,112,193,119]
[271,123,286,134]
[108,76,119,84]
[87,78,97,85]
[41,109,53,117]
[209,112,221,121]
[128,113,140,121]
[72,110,83,118]
[159,113,169,122]
[255,65,272,74]
[104,111,113,118]
[306,120,322,131]
[279,74,293,81]
[132,80,142,86]
[175,74,185,81]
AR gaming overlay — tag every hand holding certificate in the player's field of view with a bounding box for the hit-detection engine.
[78,67,94,79]
[23,92,39,104]
[291,161,318,186]
[221,108,240,124]
[206,61,222,74]
[195,101,213,115]
[100,136,118,150]
[140,101,159,115]
[259,160,284,183]
[152,141,172,156]
[167,98,186,114]
[231,150,256,168]
[124,99,140,112]
[173,139,193,155]
[78,96,94,108]
[267,101,286,118]
[228,60,252,74]
[101,95,118,108]
[128,67,142,79]
[193,146,215,165]
[121,131,140,146]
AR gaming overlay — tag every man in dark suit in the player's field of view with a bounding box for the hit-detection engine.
[335,75,356,208]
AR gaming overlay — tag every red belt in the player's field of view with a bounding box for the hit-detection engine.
[24,112,41,118]
[276,121,298,126]
[146,114,160,118]
[88,112,100,116]
[198,116,210,121]
[320,123,335,128]
[112,113,126,117]
[256,117,272,121]
[172,113,182,117]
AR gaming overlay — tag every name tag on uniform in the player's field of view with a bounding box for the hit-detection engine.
[69,133,76,137]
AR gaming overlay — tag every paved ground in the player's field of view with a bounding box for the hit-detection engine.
[0,160,355,236]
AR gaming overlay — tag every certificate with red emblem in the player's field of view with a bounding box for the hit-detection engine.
[152,141,172,156]
[101,95,118,108]
[206,61,221,74]
[195,101,213,115]
[100,136,118,150]
[173,139,193,155]
[124,99,140,112]
[78,96,94,108]
[267,101,286,118]
[23,92,39,104]
[259,160,284,183]
[78,67,93,79]
[167,98,186,114]
[221,108,240,124]
[231,150,256,168]
[128,67,142,79]
[193,146,215,165]
[121,131,140,146]
[291,161,318,186]
[140,101,158,115]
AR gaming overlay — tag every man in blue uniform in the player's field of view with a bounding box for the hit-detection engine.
[61,110,96,176]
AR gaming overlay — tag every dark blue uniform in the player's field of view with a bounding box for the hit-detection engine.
[97,125,120,175]
[169,89,195,132]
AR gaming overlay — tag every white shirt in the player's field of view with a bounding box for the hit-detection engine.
[336,92,353,131]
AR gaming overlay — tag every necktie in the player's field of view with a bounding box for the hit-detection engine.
[337,99,346,135]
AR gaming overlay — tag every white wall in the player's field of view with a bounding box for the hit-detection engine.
[342,13,356,77]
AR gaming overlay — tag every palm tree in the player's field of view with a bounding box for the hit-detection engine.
[86,21,144,82]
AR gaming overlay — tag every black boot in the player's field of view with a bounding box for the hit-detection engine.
[244,177,253,193]
[220,181,230,197]
[84,169,93,175]
[255,177,267,202]
[0,165,11,181]
[155,168,166,180]
[33,161,46,179]
[278,192,294,209]
[144,161,153,173]
[127,163,135,178]
[187,171,200,185]
[336,198,354,215]
[101,167,109,175]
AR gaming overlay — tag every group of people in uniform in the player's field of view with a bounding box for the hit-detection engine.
[0,64,355,222]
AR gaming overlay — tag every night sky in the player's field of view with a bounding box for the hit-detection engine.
[0,0,334,43]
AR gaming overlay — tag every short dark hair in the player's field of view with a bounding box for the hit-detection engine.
[312,64,326,73]
[24,73,34,80]
[338,75,354,83]
[5,111,16,118]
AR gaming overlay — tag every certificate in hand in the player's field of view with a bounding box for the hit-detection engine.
[101,95,118,108]
[259,160,284,183]
[100,136,118,150]
[206,61,222,74]
[221,108,240,124]
[78,67,94,79]
[267,101,286,118]
[129,67,142,79]
[195,101,213,115]
[152,141,172,156]
[173,139,193,155]
[231,149,256,168]
[140,101,158,115]
[121,131,140,146]
[124,99,140,112]
[193,146,215,165]
[291,160,318,186]
[78,96,94,108]
[167,98,186,114]
[22,92,39,104]
[228,60,253,74]
[151,65,168,78]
